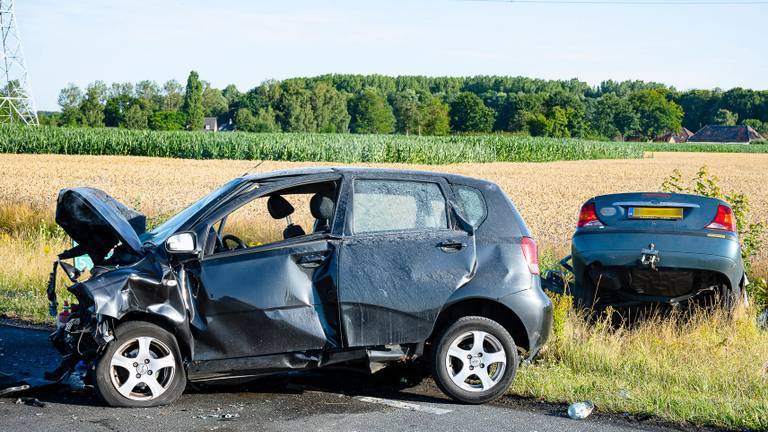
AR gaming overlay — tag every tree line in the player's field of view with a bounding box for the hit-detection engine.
[40,72,768,140]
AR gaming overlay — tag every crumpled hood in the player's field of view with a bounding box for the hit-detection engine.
[55,187,147,264]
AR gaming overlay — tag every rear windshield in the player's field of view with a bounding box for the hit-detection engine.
[453,185,487,228]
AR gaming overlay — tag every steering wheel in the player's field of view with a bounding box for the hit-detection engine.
[221,234,246,250]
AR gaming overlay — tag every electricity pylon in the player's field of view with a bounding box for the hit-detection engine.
[0,0,38,125]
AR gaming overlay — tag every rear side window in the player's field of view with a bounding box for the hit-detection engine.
[352,180,447,234]
[453,185,487,228]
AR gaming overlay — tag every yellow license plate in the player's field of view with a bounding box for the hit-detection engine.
[629,207,683,219]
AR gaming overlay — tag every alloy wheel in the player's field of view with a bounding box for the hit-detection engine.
[444,330,507,392]
[109,336,176,401]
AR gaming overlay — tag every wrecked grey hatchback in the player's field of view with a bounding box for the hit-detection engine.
[47,167,553,407]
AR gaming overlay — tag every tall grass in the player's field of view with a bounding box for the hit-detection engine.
[512,301,768,430]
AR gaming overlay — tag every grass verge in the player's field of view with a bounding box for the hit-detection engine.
[510,302,768,430]
[1,205,767,429]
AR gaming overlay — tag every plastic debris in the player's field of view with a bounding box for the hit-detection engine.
[567,401,594,420]
[67,360,88,392]
[757,309,768,330]
[16,397,46,408]
[618,389,632,400]
[197,413,239,421]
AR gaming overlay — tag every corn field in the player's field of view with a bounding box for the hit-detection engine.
[0,125,646,163]
[2,125,767,164]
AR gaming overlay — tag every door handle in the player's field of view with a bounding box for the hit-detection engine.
[439,240,466,251]
[296,253,327,268]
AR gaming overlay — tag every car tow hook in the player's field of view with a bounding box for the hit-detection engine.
[639,243,659,271]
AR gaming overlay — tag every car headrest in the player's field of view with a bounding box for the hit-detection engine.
[310,194,334,220]
[267,195,294,219]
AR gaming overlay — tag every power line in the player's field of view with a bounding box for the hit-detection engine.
[467,0,768,5]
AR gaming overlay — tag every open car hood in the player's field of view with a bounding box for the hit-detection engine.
[55,188,147,264]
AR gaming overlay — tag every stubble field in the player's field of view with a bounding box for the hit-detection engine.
[1,151,766,261]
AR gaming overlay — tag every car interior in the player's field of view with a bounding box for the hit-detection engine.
[205,180,338,255]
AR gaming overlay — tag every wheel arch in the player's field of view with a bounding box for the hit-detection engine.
[429,297,530,352]
[114,312,193,362]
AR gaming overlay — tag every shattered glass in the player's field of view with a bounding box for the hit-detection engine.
[352,180,447,233]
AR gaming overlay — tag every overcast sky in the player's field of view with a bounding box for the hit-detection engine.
[16,0,768,110]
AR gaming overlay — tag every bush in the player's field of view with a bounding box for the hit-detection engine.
[662,166,766,307]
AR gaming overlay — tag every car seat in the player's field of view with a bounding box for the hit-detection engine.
[267,195,306,239]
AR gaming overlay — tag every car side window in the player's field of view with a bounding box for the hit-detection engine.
[453,185,487,228]
[352,179,447,234]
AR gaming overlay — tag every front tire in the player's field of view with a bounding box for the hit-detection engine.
[94,321,186,407]
[431,316,518,404]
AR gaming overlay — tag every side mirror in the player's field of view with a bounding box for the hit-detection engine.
[166,232,198,255]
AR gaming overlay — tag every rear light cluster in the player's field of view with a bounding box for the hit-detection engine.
[520,237,540,275]
[577,202,604,228]
[706,204,737,232]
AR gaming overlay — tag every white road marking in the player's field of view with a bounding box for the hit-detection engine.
[355,396,453,415]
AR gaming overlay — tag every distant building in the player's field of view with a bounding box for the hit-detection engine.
[688,125,764,144]
[654,128,694,144]
[203,117,218,132]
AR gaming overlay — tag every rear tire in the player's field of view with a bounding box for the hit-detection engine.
[431,316,518,404]
[94,321,186,407]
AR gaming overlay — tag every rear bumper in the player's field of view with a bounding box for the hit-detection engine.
[571,231,744,307]
[499,279,553,359]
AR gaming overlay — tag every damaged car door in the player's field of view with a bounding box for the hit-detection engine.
[337,176,477,347]
[185,176,343,376]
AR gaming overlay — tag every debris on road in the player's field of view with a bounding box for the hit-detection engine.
[195,410,240,421]
[567,401,594,420]
[15,397,46,408]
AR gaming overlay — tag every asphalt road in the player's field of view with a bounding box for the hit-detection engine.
[0,324,712,432]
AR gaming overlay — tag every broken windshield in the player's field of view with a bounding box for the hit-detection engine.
[141,178,244,247]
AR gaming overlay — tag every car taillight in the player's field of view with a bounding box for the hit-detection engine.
[520,237,540,275]
[577,202,604,228]
[706,204,736,232]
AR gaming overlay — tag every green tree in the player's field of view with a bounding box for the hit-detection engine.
[162,79,184,111]
[418,96,450,136]
[349,88,395,134]
[80,83,105,127]
[201,83,228,117]
[714,108,738,126]
[743,119,767,135]
[628,89,683,140]
[549,106,570,138]
[590,93,639,140]
[234,108,257,132]
[135,80,162,112]
[391,89,421,135]
[277,80,316,132]
[38,111,61,126]
[123,104,148,129]
[253,107,280,132]
[182,71,204,130]
[311,82,350,133]
[449,92,495,133]
[104,94,136,127]
[148,111,186,131]
[527,113,552,137]
[58,83,83,126]
[222,84,241,107]
[0,80,23,123]
[109,82,134,99]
